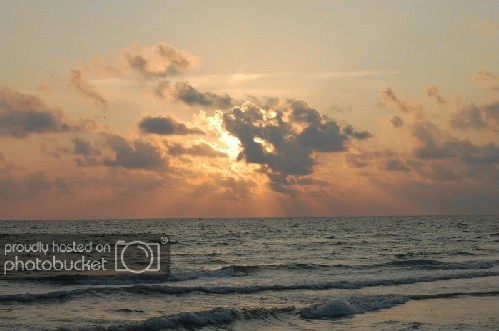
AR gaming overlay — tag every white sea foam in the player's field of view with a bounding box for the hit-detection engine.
[300,295,409,319]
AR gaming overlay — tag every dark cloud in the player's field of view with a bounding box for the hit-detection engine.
[298,122,348,152]
[69,69,107,110]
[345,150,409,172]
[343,125,372,140]
[103,134,167,170]
[0,178,19,200]
[40,138,71,159]
[390,116,404,128]
[449,102,498,132]
[138,116,205,135]
[0,87,71,138]
[24,171,52,192]
[425,85,445,105]
[0,169,70,200]
[215,176,256,200]
[54,178,70,189]
[122,43,197,78]
[75,157,100,168]
[223,102,314,178]
[345,153,369,168]
[222,101,370,195]
[0,153,23,176]
[412,122,454,159]
[171,82,234,108]
[411,121,499,182]
[153,80,170,99]
[246,95,280,110]
[385,159,410,172]
[290,100,370,150]
[72,137,101,156]
[168,142,227,158]
[460,142,499,165]
[190,175,256,200]
[376,179,499,215]
[423,164,461,182]
[380,87,410,113]
[289,100,322,124]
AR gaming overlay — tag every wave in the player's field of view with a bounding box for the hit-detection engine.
[409,290,499,300]
[8,266,247,286]
[3,270,498,304]
[301,295,409,319]
[301,290,499,320]
[15,259,498,286]
[56,291,499,330]
[382,259,499,270]
[57,306,295,331]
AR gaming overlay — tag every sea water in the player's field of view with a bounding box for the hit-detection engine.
[0,215,497,330]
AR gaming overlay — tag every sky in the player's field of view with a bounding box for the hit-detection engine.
[0,0,497,220]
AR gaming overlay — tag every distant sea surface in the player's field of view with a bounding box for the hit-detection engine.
[0,216,498,330]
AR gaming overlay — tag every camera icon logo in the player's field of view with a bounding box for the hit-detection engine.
[115,240,161,273]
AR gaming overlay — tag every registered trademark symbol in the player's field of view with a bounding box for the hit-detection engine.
[161,237,169,244]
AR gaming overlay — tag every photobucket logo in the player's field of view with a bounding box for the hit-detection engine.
[1,234,171,278]
[115,240,162,274]
[4,256,107,274]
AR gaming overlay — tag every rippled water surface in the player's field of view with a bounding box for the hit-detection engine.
[0,215,498,330]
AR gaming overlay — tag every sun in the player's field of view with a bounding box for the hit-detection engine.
[219,131,241,159]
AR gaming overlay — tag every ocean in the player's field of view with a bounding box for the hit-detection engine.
[0,216,498,330]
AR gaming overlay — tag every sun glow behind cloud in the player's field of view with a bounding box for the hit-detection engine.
[0,1,497,219]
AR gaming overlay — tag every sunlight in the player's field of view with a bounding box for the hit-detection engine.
[219,131,241,159]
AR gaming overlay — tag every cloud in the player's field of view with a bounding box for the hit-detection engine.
[0,87,71,138]
[385,159,410,172]
[121,43,197,78]
[0,166,66,200]
[72,137,101,156]
[170,81,236,108]
[390,116,404,128]
[412,122,459,159]
[414,123,499,164]
[74,157,100,168]
[298,122,349,152]
[24,171,52,192]
[473,70,499,91]
[138,116,205,135]
[380,87,410,113]
[343,125,372,140]
[345,153,369,168]
[190,175,256,200]
[102,134,167,170]
[69,69,107,109]
[168,142,227,158]
[425,85,445,105]
[0,178,19,200]
[377,179,498,215]
[152,80,235,109]
[345,150,408,173]
[449,101,498,132]
[460,142,499,165]
[153,80,170,99]
[222,100,370,194]
[329,105,353,113]
[0,153,23,176]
